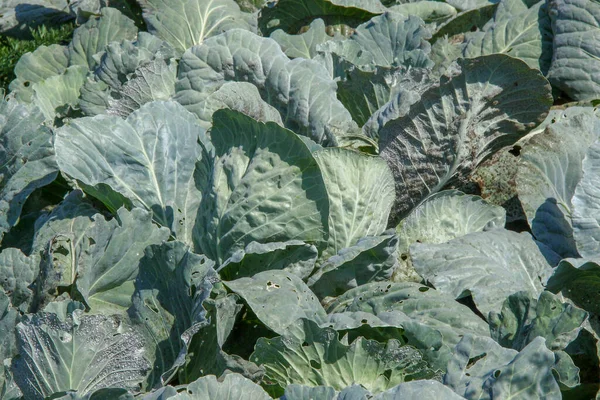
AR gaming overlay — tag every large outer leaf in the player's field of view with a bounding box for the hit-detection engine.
[138,0,256,55]
[258,0,385,36]
[376,380,465,400]
[489,291,587,351]
[175,29,357,146]
[411,229,559,315]
[225,270,327,335]
[169,374,271,400]
[379,54,552,222]
[572,138,600,258]
[517,110,600,258]
[129,241,217,388]
[314,148,394,258]
[68,7,138,70]
[463,0,552,74]
[0,98,58,242]
[547,0,600,101]
[444,335,561,400]
[251,319,436,393]
[8,44,69,103]
[12,310,150,399]
[55,101,203,244]
[194,110,329,264]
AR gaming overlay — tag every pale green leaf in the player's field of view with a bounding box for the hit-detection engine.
[375,380,465,400]
[463,0,553,73]
[389,2,457,26]
[397,190,506,255]
[317,12,434,70]
[314,148,395,258]
[31,65,87,122]
[170,374,271,400]
[430,39,463,77]
[55,101,204,244]
[194,109,329,264]
[0,291,19,373]
[432,4,497,41]
[191,82,283,130]
[35,208,169,313]
[79,33,178,117]
[68,7,138,70]
[445,0,499,12]
[308,233,399,298]
[219,240,318,281]
[138,0,256,55]
[175,30,356,146]
[8,44,69,103]
[282,384,336,400]
[411,229,559,315]
[225,270,328,335]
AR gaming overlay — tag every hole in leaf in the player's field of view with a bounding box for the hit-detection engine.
[508,145,521,157]
[467,353,487,368]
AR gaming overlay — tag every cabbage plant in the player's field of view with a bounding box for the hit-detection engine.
[1,0,600,399]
